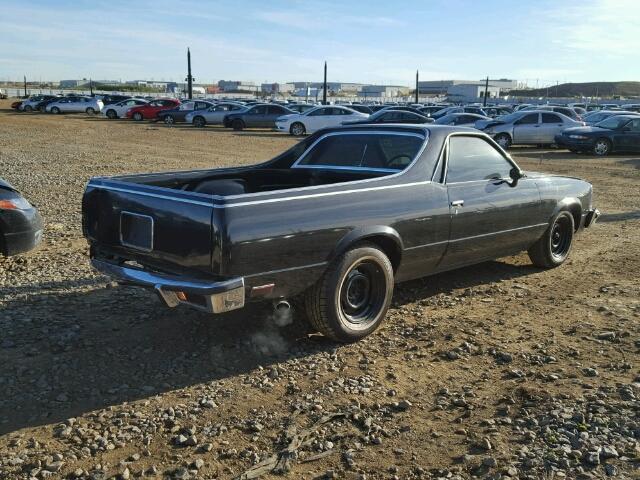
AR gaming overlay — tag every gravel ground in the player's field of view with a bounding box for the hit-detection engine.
[0,101,638,480]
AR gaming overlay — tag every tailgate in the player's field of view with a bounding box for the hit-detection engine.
[82,179,218,274]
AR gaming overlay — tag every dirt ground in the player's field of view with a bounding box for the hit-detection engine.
[0,101,638,480]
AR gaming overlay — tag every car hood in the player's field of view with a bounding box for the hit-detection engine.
[476,119,505,130]
[560,126,607,135]
[0,178,16,192]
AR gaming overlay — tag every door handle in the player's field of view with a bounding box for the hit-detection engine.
[451,200,464,207]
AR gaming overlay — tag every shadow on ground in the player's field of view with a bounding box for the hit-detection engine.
[0,257,537,435]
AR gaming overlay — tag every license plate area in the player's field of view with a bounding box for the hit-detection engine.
[120,212,154,252]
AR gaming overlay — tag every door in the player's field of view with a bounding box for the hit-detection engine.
[265,106,287,127]
[438,135,543,270]
[305,107,331,131]
[512,113,540,144]
[539,112,565,143]
[246,105,268,127]
[614,118,640,151]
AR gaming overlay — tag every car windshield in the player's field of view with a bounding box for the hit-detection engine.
[596,117,630,129]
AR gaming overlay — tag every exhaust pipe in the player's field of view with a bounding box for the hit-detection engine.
[273,299,291,312]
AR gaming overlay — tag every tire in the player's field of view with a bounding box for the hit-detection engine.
[106,109,117,119]
[494,133,512,149]
[593,138,611,156]
[304,244,394,343]
[193,116,206,128]
[24,105,33,112]
[86,107,95,115]
[163,115,175,125]
[133,112,143,121]
[528,211,575,268]
[290,122,306,136]
[51,106,60,114]
[232,119,244,131]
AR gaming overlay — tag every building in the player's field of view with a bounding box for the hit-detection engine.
[360,85,410,98]
[291,82,364,94]
[261,82,294,95]
[59,79,90,88]
[446,83,501,102]
[218,80,260,93]
[419,79,517,95]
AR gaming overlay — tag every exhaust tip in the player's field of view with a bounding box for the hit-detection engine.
[274,299,291,311]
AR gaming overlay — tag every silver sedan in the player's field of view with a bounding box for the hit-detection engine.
[476,110,584,148]
[185,102,247,127]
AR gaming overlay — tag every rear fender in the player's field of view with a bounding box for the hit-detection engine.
[329,226,403,271]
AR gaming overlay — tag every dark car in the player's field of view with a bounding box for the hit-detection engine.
[435,113,491,127]
[0,178,43,256]
[582,110,639,126]
[555,115,640,155]
[343,109,433,125]
[83,125,598,343]
[419,105,449,117]
[100,94,133,106]
[346,104,374,114]
[380,105,425,116]
[157,100,215,125]
[223,104,296,130]
[35,96,63,112]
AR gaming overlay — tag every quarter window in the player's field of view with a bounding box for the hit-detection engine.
[296,133,424,172]
[446,136,513,183]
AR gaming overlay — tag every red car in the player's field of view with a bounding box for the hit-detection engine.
[126,98,180,121]
[11,101,22,110]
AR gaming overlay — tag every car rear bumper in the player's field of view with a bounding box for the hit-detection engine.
[0,207,43,256]
[91,258,245,313]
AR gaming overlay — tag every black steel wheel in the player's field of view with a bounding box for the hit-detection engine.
[305,244,394,342]
[528,211,575,268]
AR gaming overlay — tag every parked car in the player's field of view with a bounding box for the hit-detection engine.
[434,113,491,127]
[157,100,215,124]
[477,111,584,148]
[100,94,134,106]
[418,106,447,117]
[11,101,23,110]
[35,96,63,112]
[343,109,432,125]
[482,106,513,117]
[346,104,374,114]
[186,102,247,127]
[275,105,368,135]
[0,88,7,99]
[83,124,599,342]
[223,104,297,131]
[431,106,487,120]
[102,99,149,119]
[125,98,180,121]
[555,115,640,155]
[19,95,58,112]
[380,105,425,116]
[0,178,43,256]
[521,105,582,121]
[46,96,104,114]
[582,110,639,126]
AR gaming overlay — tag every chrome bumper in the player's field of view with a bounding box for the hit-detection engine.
[91,259,245,313]
[584,208,600,228]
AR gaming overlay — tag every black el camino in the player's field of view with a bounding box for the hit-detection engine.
[83,125,599,342]
[556,115,640,155]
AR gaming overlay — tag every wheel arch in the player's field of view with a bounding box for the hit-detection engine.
[329,226,403,273]
[552,197,582,231]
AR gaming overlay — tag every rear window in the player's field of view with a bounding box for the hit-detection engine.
[294,132,425,172]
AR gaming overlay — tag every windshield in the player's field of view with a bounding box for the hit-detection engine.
[596,116,630,129]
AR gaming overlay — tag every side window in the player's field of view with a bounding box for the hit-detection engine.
[251,105,267,114]
[542,113,561,123]
[308,108,326,116]
[516,114,539,125]
[446,136,513,183]
[629,119,640,131]
[267,106,284,114]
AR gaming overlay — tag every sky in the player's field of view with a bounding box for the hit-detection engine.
[1,0,638,87]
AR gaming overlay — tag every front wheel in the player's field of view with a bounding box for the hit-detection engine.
[528,211,575,268]
[86,107,95,115]
[593,138,611,156]
[106,109,117,119]
[133,112,143,121]
[232,119,244,131]
[51,106,60,114]
[24,105,33,112]
[494,133,512,149]
[290,122,306,136]
[193,116,206,128]
[304,245,394,342]
[163,115,175,125]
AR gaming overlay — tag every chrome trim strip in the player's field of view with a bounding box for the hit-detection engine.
[404,240,448,251]
[88,184,216,207]
[244,261,328,278]
[449,223,547,243]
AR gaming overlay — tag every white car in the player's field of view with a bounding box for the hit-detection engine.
[102,98,148,119]
[46,96,104,114]
[185,102,247,127]
[275,106,369,135]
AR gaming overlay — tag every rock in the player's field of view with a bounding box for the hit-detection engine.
[120,467,130,480]
[482,456,497,467]
[184,435,198,447]
[597,331,616,341]
[600,446,618,459]
[173,467,191,480]
[191,459,204,470]
[583,368,599,377]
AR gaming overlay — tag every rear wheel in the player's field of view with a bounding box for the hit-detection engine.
[24,105,33,112]
[163,115,175,125]
[106,109,117,119]
[133,112,143,121]
[232,119,245,131]
[304,245,394,342]
[528,211,575,268]
[494,133,512,149]
[593,138,611,156]
[51,106,60,114]
[86,107,95,115]
[193,116,206,128]
[290,122,306,136]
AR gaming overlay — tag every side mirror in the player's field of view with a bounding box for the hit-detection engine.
[509,167,523,186]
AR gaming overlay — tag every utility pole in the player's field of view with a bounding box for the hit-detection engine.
[483,76,489,106]
[185,48,194,99]
[89,78,93,96]
[23,75,27,97]
[322,61,327,105]
[555,80,559,98]
[415,70,419,104]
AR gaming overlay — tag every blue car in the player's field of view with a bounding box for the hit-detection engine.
[555,115,640,155]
